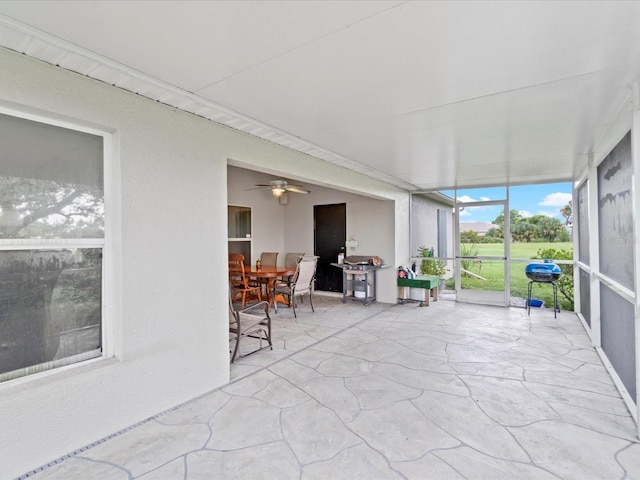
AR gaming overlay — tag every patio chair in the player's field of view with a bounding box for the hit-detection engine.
[274,255,318,317]
[229,292,272,362]
[229,252,262,308]
[254,251,279,296]
[280,252,305,285]
[260,251,278,267]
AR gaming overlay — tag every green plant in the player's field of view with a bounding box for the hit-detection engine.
[459,243,479,273]
[417,245,447,277]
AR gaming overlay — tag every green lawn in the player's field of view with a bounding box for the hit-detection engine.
[450,242,573,310]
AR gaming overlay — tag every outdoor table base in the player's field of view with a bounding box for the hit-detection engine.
[397,275,440,306]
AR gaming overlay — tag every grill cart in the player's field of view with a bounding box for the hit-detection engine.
[525,262,561,317]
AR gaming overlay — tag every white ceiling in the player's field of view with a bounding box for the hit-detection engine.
[1,1,640,191]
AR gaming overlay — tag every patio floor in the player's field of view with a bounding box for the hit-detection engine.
[21,294,640,479]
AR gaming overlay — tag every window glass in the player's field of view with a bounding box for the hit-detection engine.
[228,205,252,264]
[0,249,102,380]
[0,112,104,382]
[0,113,104,239]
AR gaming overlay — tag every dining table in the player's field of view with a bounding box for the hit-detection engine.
[245,265,297,313]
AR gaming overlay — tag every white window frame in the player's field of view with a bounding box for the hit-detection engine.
[0,101,116,381]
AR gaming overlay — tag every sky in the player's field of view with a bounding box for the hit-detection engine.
[442,182,572,224]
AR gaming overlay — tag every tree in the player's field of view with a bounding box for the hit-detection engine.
[512,220,538,242]
[460,229,481,243]
[485,227,503,239]
[492,209,568,242]
[529,215,563,242]
[492,209,524,231]
[560,201,572,227]
[0,177,103,239]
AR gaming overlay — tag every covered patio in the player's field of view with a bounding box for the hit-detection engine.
[1,2,640,478]
[22,296,640,479]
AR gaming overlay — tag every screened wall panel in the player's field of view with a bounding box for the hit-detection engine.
[597,131,633,289]
[600,283,636,401]
[579,268,590,327]
[577,181,589,264]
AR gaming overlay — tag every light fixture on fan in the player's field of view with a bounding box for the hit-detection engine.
[249,179,311,198]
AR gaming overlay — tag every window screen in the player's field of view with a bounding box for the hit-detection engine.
[597,132,633,290]
[0,113,104,382]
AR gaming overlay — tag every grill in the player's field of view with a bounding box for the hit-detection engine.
[525,262,561,282]
[525,262,561,318]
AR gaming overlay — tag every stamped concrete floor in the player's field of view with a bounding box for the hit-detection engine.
[22,295,640,479]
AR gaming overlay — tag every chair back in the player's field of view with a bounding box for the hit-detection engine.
[229,253,248,287]
[284,252,305,267]
[260,252,278,267]
[293,255,318,294]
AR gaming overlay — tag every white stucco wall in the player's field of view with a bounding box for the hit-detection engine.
[0,47,410,478]
[411,195,454,256]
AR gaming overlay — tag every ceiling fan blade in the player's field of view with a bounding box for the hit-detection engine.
[254,184,273,187]
[285,185,310,194]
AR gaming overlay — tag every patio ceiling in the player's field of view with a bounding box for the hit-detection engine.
[1,1,640,191]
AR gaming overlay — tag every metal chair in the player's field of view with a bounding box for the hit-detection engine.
[274,255,318,317]
[280,252,305,285]
[260,251,278,267]
[229,292,272,362]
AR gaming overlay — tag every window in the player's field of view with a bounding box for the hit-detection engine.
[0,112,105,382]
[228,205,252,264]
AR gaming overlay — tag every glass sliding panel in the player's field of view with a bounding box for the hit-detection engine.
[228,240,251,264]
[0,113,104,239]
[228,205,252,264]
[227,205,251,239]
[0,248,102,381]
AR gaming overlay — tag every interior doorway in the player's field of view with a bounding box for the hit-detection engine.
[314,203,346,292]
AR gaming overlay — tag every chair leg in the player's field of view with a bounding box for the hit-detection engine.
[230,333,240,363]
[309,292,314,312]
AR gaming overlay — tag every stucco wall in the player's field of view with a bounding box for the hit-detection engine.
[0,47,410,478]
[411,195,454,257]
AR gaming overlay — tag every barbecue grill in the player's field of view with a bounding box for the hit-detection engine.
[525,262,561,282]
[525,262,561,317]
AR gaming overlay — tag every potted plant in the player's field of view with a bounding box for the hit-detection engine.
[417,246,447,289]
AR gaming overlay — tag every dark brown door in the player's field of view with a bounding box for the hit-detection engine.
[314,203,346,292]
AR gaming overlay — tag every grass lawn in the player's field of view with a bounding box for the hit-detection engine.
[451,242,574,310]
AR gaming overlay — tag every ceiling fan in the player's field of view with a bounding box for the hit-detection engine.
[252,179,310,197]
